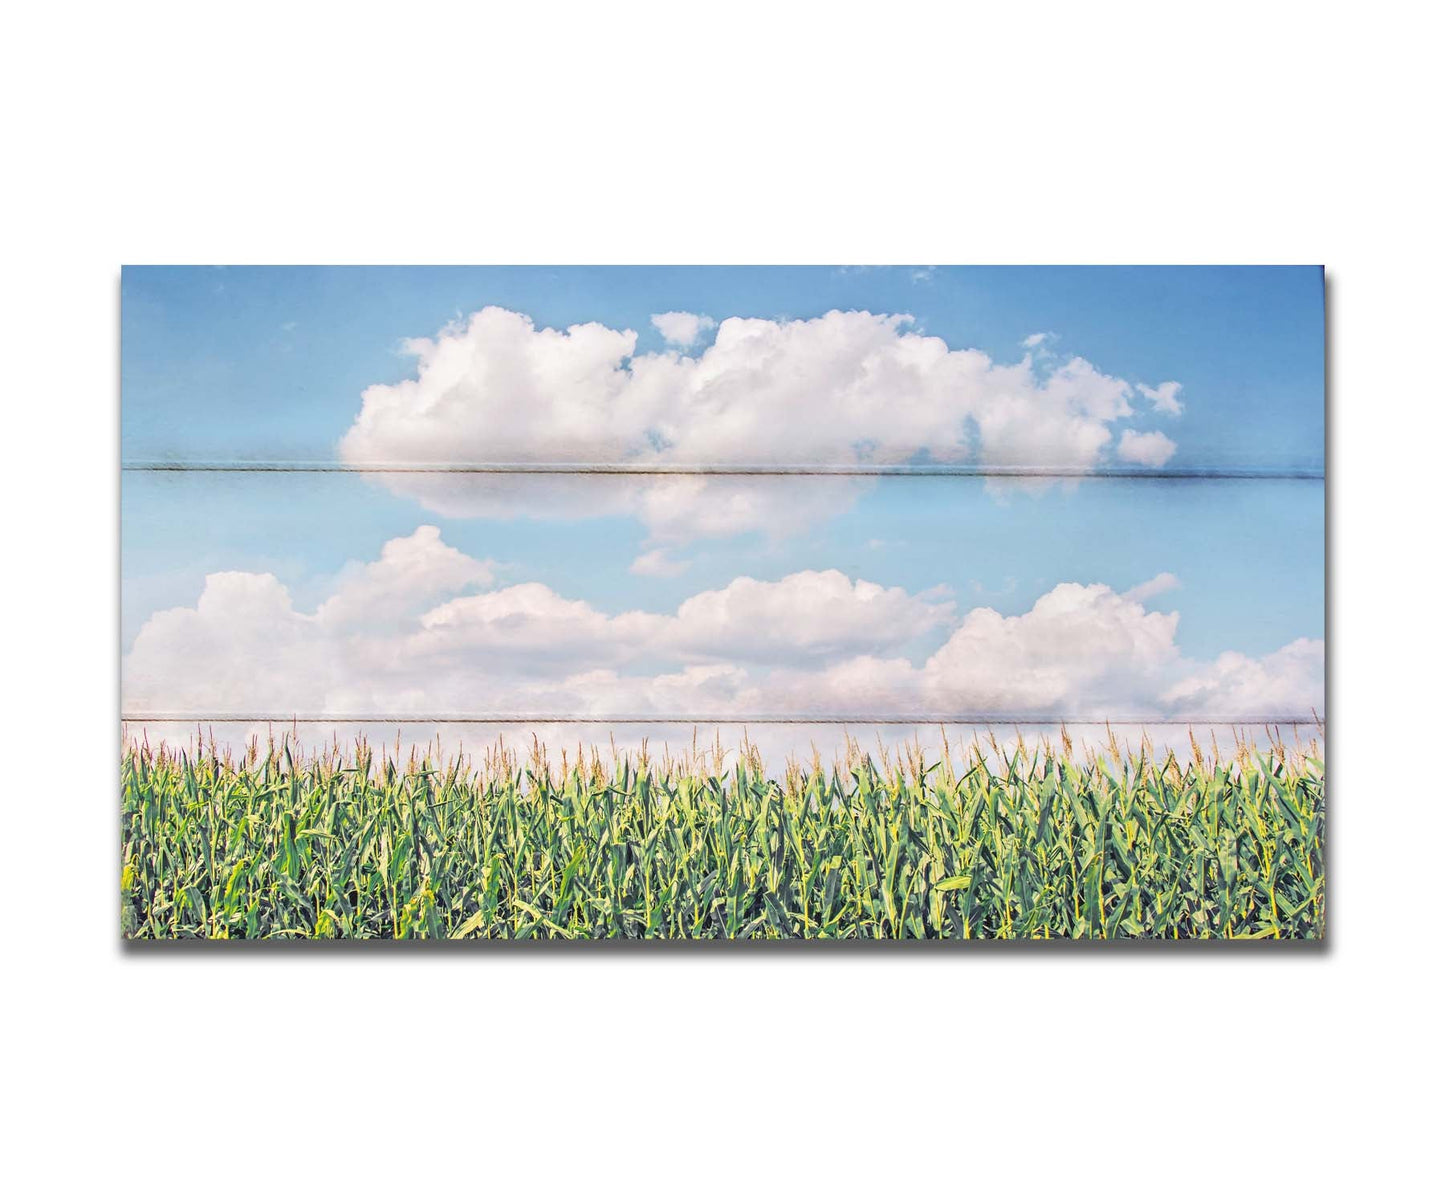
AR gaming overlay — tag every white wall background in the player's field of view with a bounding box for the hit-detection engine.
[3,2,1439,1199]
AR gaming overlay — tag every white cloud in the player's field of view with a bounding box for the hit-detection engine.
[404,568,954,674]
[125,528,1320,727]
[650,311,716,347]
[126,572,327,715]
[410,583,660,671]
[1137,380,1185,415]
[338,307,1181,542]
[630,548,691,578]
[1022,331,1055,349]
[917,581,1183,714]
[1124,571,1181,603]
[665,571,954,667]
[1117,428,1179,467]
[1161,637,1324,716]
[315,525,497,631]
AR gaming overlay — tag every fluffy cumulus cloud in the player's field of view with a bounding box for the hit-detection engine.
[1138,380,1185,416]
[338,307,1185,544]
[1161,638,1324,716]
[315,525,497,631]
[629,548,690,578]
[1117,428,1179,467]
[664,571,953,667]
[650,311,716,347]
[125,527,1321,725]
[918,583,1184,714]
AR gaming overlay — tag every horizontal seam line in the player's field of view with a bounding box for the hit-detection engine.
[120,463,1324,480]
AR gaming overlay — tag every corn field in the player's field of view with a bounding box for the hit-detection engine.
[121,728,1325,940]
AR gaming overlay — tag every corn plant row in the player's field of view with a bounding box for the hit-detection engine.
[121,728,1324,939]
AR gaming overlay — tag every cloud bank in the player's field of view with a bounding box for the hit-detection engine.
[338,307,1183,544]
[650,311,715,347]
[125,527,1321,722]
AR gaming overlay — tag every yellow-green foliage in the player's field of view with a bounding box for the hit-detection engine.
[121,729,1324,940]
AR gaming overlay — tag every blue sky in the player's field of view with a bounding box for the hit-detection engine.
[123,266,1323,469]
[121,266,1324,729]
[122,471,1321,659]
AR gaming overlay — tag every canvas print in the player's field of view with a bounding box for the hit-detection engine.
[121,266,1325,940]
